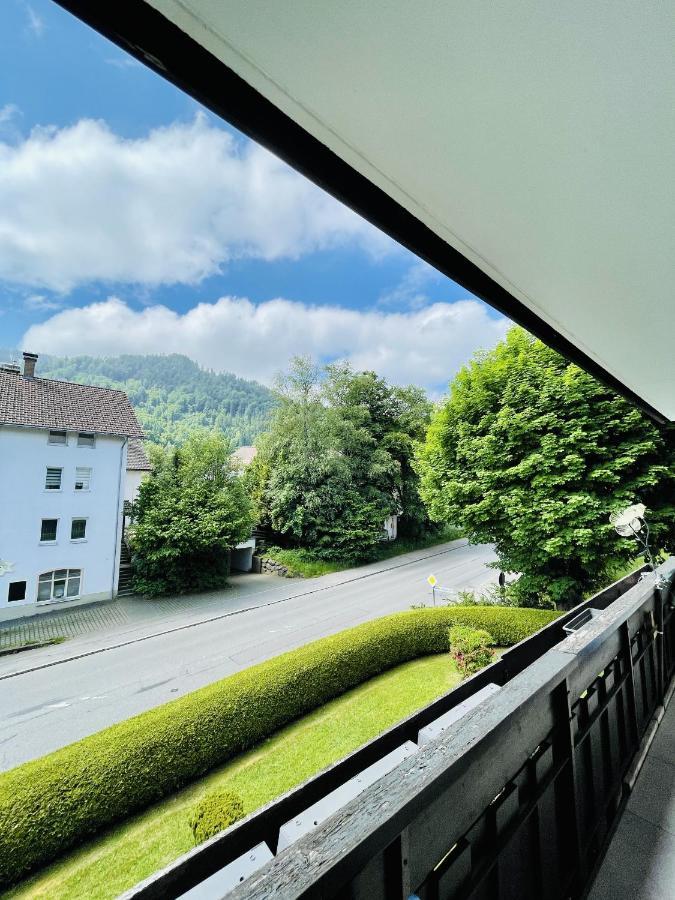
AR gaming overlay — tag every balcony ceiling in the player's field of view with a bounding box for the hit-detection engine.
[61,1,675,421]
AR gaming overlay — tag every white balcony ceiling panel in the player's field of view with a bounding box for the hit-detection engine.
[147,0,675,418]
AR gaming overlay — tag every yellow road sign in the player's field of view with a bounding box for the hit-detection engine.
[427,574,437,587]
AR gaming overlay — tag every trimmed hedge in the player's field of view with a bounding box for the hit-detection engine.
[189,789,244,845]
[0,605,559,887]
[449,626,495,676]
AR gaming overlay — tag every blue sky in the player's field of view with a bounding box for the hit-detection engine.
[0,0,507,391]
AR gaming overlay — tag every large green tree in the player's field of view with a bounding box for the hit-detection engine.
[416,327,675,608]
[252,358,433,561]
[131,431,254,596]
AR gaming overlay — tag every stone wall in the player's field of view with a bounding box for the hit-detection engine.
[259,557,297,578]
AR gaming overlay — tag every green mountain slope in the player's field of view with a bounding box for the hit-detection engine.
[31,353,275,447]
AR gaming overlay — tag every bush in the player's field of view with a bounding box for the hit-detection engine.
[189,789,244,845]
[449,626,495,676]
[438,606,559,646]
[0,605,559,887]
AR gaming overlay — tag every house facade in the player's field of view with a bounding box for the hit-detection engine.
[125,438,152,504]
[0,352,144,621]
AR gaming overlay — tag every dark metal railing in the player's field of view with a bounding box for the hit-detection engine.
[126,563,673,899]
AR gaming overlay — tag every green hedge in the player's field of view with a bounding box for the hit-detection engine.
[0,605,559,887]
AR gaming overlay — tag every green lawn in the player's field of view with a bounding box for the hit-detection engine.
[7,653,461,900]
[263,524,464,578]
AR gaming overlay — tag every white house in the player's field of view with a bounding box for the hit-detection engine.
[0,352,145,621]
[125,439,152,503]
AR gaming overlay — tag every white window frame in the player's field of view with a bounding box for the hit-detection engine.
[70,517,88,542]
[44,466,63,492]
[74,466,92,491]
[48,430,68,445]
[39,518,59,544]
[36,568,82,603]
[77,432,96,448]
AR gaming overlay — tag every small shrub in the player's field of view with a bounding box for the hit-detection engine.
[189,789,244,844]
[449,626,495,676]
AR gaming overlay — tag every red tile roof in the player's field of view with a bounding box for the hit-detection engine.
[127,438,152,470]
[0,371,144,438]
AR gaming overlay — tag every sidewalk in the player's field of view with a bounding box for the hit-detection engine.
[0,572,283,654]
[0,538,472,673]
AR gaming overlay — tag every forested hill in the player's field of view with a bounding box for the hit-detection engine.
[32,353,276,447]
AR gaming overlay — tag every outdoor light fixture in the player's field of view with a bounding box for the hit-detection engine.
[610,503,666,587]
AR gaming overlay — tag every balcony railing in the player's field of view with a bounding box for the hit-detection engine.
[126,562,674,899]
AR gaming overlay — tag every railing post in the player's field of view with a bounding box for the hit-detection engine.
[619,620,640,749]
[552,678,585,896]
[655,581,667,705]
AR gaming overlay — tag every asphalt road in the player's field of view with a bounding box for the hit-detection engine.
[0,541,496,771]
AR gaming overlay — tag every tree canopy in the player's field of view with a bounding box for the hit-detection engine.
[250,358,434,561]
[415,327,675,607]
[131,431,254,596]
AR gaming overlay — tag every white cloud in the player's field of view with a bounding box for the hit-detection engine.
[378,260,443,310]
[0,115,390,292]
[23,293,62,311]
[0,104,19,125]
[23,3,44,37]
[104,55,142,70]
[0,104,22,143]
[22,295,508,391]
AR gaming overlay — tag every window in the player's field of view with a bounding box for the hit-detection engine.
[37,569,81,602]
[45,467,62,490]
[77,432,95,448]
[48,430,67,445]
[71,518,87,541]
[40,519,58,542]
[8,581,26,602]
[74,467,92,491]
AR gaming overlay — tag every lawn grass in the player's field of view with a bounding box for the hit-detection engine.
[7,653,461,900]
[263,524,464,578]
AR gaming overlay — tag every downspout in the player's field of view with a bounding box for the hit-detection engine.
[111,436,128,599]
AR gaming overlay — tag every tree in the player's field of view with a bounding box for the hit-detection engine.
[416,327,675,608]
[251,358,433,561]
[130,431,254,596]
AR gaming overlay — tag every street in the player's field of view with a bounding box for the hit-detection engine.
[0,540,496,771]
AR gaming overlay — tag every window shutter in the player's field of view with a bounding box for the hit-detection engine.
[75,467,91,491]
[45,468,62,490]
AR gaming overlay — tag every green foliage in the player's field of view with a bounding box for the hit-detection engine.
[188,789,244,845]
[449,626,495,676]
[260,547,345,577]
[260,524,464,578]
[416,327,675,608]
[437,605,559,645]
[252,357,434,562]
[35,353,275,447]
[0,605,556,887]
[130,431,254,596]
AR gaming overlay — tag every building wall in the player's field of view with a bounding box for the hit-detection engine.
[0,425,127,620]
[124,469,148,504]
